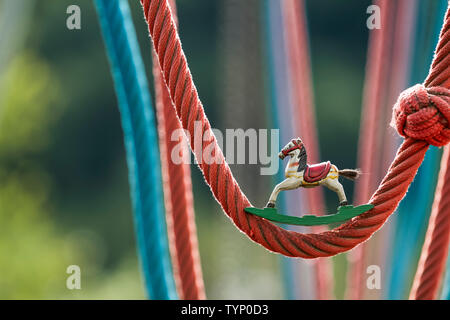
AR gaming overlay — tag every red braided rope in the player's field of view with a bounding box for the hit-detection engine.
[409,145,450,299]
[425,7,450,89]
[139,0,449,258]
[152,0,205,300]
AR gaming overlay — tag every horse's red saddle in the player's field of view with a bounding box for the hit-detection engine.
[303,161,331,183]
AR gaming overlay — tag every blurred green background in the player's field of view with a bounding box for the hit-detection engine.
[0,0,371,299]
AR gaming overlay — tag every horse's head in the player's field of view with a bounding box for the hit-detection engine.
[279,138,303,159]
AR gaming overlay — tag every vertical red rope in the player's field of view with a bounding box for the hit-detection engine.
[152,0,205,300]
[281,0,333,299]
[409,145,450,299]
[425,7,450,89]
[139,0,449,260]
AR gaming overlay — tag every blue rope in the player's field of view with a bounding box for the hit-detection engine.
[385,0,446,300]
[94,0,178,299]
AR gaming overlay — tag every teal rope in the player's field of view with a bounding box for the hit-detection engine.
[94,0,178,299]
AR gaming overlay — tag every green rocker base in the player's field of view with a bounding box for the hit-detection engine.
[244,204,374,226]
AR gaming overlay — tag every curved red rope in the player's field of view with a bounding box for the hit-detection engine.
[140,0,449,258]
[409,145,450,300]
[152,0,205,299]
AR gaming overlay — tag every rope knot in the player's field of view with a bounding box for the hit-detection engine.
[392,84,450,147]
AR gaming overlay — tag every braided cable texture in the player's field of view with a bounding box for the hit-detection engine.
[392,85,450,147]
[140,0,431,258]
[425,7,450,89]
[152,0,206,300]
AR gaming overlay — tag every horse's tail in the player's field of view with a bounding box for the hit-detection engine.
[338,168,361,181]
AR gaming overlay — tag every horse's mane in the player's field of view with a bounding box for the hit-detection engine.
[297,145,307,172]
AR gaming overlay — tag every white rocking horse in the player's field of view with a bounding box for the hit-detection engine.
[266,138,361,208]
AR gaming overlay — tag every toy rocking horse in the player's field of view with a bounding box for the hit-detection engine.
[244,138,372,227]
[266,137,360,208]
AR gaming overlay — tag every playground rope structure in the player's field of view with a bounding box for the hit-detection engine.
[151,0,205,300]
[139,0,450,259]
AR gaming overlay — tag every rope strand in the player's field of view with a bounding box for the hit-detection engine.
[152,0,205,300]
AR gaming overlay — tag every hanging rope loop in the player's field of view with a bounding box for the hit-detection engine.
[392,84,450,147]
[140,0,450,259]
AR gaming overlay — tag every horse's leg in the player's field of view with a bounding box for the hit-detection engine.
[266,178,300,208]
[322,178,348,206]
